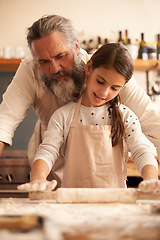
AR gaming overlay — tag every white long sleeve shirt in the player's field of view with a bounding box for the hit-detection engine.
[0,49,159,160]
[34,102,158,175]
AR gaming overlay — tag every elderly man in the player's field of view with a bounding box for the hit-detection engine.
[0,15,159,186]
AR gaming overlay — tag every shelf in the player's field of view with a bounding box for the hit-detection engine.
[0,58,160,72]
[0,58,22,72]
[134,59,160,72]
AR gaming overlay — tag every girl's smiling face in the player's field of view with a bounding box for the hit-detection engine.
[82,61,126,107]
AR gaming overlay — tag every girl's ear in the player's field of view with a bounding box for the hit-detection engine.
[85,60,93,75]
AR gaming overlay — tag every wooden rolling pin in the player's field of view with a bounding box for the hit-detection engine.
[29,188,160,203]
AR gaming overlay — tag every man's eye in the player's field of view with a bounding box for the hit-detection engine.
[39,60,48,64]
[56,53,67,59]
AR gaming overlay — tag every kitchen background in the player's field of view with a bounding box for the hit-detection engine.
[0,0,160,149]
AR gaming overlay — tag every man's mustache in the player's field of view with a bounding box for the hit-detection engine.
[43,70,71,89]
[50,71,70,81]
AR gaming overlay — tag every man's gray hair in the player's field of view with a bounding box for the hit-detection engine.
[27,14,79,49]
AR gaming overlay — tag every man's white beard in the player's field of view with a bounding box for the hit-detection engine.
[41,52,85,104]
[50,77,77,104]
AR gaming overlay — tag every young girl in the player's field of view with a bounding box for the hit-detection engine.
[18,43,160,192]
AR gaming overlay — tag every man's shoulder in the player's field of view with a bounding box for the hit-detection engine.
[21,53,43,83]
[80,49,91,63]
[21,53,36,68]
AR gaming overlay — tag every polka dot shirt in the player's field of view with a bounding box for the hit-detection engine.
[35,102,158,174]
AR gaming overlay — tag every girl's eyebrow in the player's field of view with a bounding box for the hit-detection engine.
[97,74,106,82]
[97,74,123,88]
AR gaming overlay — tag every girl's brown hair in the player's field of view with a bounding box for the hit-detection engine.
[90,43,134,146]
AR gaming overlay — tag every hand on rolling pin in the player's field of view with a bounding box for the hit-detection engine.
[138,165,160,193]
[17,179,57,192]
[138,179,160,193]
[17,159,57,191]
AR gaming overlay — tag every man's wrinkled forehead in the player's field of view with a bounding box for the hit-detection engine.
[31,31,73,60]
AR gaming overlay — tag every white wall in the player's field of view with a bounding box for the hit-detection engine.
[0,0,160,51]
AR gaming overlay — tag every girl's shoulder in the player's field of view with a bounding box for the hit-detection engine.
[119,103,137,115]
[51,102,76,119]
[48,102,76,129]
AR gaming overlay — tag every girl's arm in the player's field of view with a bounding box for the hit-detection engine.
[138,165,160,193]
[17,108,65,192]
[31,159,50,181]
[17,159,57,191]
[17,103,74,192]
[120,104,160,193]
[120,76,160,159]
[141,164,158,181]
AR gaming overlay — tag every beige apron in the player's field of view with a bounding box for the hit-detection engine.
[61,97,128,188]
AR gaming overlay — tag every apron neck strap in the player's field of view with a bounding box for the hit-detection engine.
[72,96,83,124]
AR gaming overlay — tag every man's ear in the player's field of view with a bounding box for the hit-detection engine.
[85,60,93,75]
[75,40,81,54]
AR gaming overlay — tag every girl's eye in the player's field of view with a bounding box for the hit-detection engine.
[111,87,119,91]
[97,79,104,84]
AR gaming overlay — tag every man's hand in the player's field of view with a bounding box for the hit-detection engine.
[17,179,57,192]
[138,179,160,193]
[0,141,5,156]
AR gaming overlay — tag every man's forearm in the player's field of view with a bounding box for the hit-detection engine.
[0,141,5,156]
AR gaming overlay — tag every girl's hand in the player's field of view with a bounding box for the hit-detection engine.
[17,179,57,192]
[138,179,160,193]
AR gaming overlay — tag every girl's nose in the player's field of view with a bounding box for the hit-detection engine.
[103,87,110,97]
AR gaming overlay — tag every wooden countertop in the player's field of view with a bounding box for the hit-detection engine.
[0,58,160,72]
